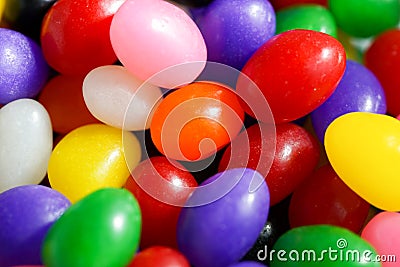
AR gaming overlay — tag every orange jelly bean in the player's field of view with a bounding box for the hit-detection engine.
[150,82,244,161]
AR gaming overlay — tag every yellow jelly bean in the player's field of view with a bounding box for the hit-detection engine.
[48,124,141,203]
[0,0,4,21]
[325,112,400,211]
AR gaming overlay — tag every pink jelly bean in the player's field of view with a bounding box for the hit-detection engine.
[110,0,207,89]
[361,212,400,267]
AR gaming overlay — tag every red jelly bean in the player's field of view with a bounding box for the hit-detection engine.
[124,157,197,248]
[150,82,244,161]
[128,246,190,267]
[238,29,346,123]
[38,75,99,134]
[270,0,327,11]
[219,122,320,206]
[41,0,124,75]
[365,29,400,116]
[289,164,370,233]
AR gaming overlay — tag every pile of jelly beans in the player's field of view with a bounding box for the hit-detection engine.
[1,0,400,266]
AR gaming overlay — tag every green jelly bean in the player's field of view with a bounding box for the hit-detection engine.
[328,0,400,38]
[269,225,381,267]
[42,188,142,267]
[276,4,337,38]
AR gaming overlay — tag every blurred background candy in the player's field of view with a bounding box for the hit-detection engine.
[0,28,49,104]
[311,59,387,143]
[1,0,57,40]
[328,0,400,38]
[47,124,141,203]
[110,0,207,89]
[38,74,99,134]
[191,0,276,70]
[0,99,52,192]
[83,65,163,131]
[41,0,124,75]
[0,185,70,266]
[269,0,326,11]
[275,4,337,37]
[169,0,214,7]
[42,188,141,267]
[365,29,400,116]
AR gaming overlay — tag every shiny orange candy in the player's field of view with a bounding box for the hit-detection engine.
[150,82,244,161]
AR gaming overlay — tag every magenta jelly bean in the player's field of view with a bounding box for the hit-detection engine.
[0,185,70,266]
[191,0,276,70]
[0,28,49,104]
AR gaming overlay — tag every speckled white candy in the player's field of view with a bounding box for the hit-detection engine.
[83,65,163,131]
[0,99,53,192]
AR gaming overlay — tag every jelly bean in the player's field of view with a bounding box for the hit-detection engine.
[0,0,4,20]
[219,122,319,206]
[38,75,99,134]
[0,99,52,192]
[238,29,346,123]
[229,262,266,267]
[337,30,363,62]
[289,164,370,233]
[83,65,163,131]
[361,212,400,267]
[191,0,276,70]
[271,225,380,267]
[270,0,327,11]
[125,156,197,248]
[150,81,244,161]
[170,0,214,7]
[42,188,141,267]
[128,246,190,267]
[177,168,270,267]
[243,197,291,265]
[1,0,57,40]
[328,0,400,38]
[0,185,70,266]
[48,124,141,203]
[276,4,337,37]
[110,0,207,89]
[311,59,387,143]
[325,112,400,211]
[41,0,124,75]
[365,29,400,116]
[0,28,49,104]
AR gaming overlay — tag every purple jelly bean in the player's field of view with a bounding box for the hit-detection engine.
[177,168,270,267]
[0,28,49,104]
[191,0,276,70]
[311,59,387,143]
[0,185,70,266]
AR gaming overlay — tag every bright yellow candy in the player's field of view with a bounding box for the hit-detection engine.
[325,112,400,211]
[0,0,4,21]
[48,124,141,203]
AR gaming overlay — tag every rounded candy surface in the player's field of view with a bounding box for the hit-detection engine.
[361,212,400,267]
[311,59,387,143]
[41,0,124,75]
[191,0,276,70]
[42,188,141,267]
[150,81,244,161]
[238,29,346,123]
[271,225,381,267]
[48,124,141,203]
[0,185,70,266]
[110,0,207,88]
[128,246,190,267]
[83,65,163,131]
[0,99,52,192]
[325,112,400,211]
[0,28,49,104]
[328,0,400,38]
[177,168,270,267]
